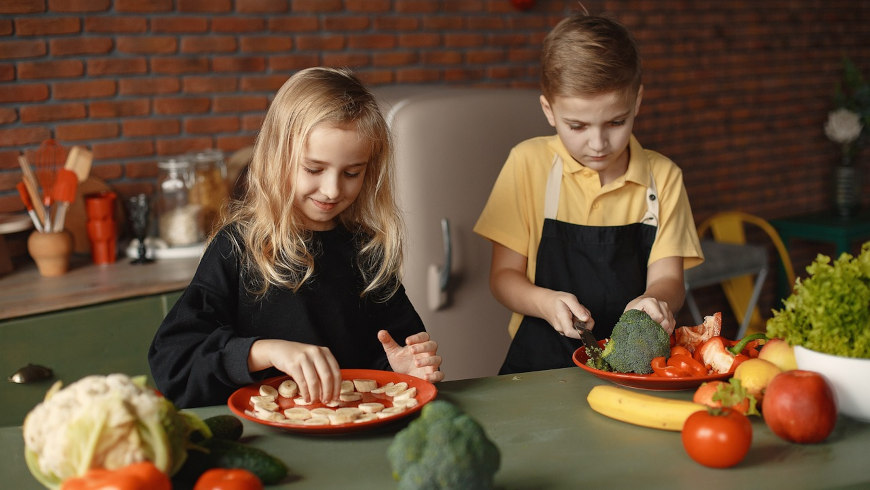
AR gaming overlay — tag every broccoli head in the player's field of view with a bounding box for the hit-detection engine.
[387,400,500,490]
[600,309,670,374]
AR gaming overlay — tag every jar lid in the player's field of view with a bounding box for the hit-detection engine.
[158,158,191,170]
[189,149,224,164]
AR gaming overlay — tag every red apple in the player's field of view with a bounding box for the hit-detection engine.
[762,370,837,443]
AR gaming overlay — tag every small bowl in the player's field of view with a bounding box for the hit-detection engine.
[794,345,870,423]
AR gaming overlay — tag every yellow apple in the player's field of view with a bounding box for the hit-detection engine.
[758,338,798,371]
[733,358,782,403]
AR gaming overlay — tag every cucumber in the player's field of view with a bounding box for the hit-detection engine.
[202,437,289,484]
[204,414,244,441]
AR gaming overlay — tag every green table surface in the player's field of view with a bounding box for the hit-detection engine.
[3,367,869,489]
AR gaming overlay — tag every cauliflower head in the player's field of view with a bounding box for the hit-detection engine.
[22,374,209,489]
[601,309,670,374]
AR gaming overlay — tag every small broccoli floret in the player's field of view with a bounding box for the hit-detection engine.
[387,400,500,490]
[584,344,612,371]
[601,309,670,374]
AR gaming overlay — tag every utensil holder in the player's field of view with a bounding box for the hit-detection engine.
[27,230,72,277]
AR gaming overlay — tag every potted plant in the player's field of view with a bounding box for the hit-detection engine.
[825,57,869,217]
[766,242,870,422]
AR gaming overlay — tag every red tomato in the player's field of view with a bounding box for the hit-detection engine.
[681,408,752,468]
[692,380,755,415]
[194,468,263,490]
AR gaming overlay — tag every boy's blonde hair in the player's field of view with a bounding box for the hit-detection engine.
[541,14,642,104]
[222,67,403,300]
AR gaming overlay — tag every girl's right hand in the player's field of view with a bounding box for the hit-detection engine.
[248,339,342,403]
[540,290,594,338]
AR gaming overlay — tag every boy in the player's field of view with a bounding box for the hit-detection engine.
[474,14,703,374]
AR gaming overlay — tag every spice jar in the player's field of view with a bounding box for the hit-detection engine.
[188,149,229,236]
[156,158,203,247]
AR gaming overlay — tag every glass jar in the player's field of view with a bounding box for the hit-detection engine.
[188,149,229,236]
[156,158,203,247]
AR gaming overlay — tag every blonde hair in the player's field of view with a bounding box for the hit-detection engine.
[220,67,403,300]
[541,14,642,104]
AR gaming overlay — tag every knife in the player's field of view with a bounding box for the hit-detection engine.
[573,317,602,363]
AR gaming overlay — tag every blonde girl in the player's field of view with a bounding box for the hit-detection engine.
[149,67,443,408]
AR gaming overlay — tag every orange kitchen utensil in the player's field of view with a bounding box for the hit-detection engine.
[64,146,93,183]
[16,181,44,232]
[51,168,78,232]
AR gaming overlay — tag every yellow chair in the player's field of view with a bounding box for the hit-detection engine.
[695,211,796,336]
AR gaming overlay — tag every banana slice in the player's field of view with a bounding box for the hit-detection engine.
[278,380,298,398]
[353,378,378,392]
[340,392,362,402]
[392,397,419,409]
[353,413,378,423]
[358,402,385,413]
[293,396,313,406]
[250,397,279,411]
[311,407,335,417]
[340,380,355,393]
[328,412,355,425]
[371,382,393,394]
[376,406,406,418]
[336,407,362,418]
[393,387,417,400]
[303,416,330,426]
[283,407,312,421]
[259,385,279,398]
[385,382,408,397]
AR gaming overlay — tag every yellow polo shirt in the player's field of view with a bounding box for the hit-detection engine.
[474,134,703,336]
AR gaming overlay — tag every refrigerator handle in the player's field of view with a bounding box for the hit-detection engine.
[427,218,452,311]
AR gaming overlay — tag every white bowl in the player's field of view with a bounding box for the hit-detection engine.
[793,345,870,423]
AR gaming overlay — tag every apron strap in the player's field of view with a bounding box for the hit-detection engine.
[543,154,562,220]
[543,157,660,227]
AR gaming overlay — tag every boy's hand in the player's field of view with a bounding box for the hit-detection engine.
[379,330,444,383]
[625,296,675,335]
[248,339,342,403]
[540,290,594,338]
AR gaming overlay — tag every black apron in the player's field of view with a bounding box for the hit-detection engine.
[499,155,659,374]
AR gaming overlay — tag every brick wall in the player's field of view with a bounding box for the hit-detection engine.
[2,0,869,330]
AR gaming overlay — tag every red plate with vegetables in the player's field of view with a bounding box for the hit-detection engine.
[572,343,731,391]
[572,312,767,391]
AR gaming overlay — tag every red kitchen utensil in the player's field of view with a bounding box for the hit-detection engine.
[51,168,78,232]
[16,181,44,232]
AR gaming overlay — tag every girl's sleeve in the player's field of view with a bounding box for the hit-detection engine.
[148,230,258,408]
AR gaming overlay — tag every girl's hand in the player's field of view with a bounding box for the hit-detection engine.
[378,330,444,383]
[248,339,342,403]
[540,290,594,338]
[625,296,675,335]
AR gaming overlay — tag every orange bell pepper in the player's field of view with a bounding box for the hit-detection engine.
[60,462,171,490]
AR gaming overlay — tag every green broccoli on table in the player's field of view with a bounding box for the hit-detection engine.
[387,400,500,490]
[596,309,671,374]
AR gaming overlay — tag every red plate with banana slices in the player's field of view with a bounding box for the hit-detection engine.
[228,369,437,434]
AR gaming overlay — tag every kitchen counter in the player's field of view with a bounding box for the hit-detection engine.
[0,254,199,321]
[3,367,868,489]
